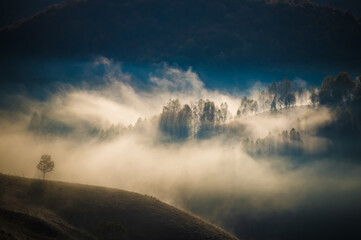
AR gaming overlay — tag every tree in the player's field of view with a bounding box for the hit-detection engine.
[267,78,296,110]
[159,99,194,140]
[159,99,182,138]
[309,84,318,106]
[334,72,354,103]
[218,102,228,123]
[318,73,355,106]
[176,104,192,140]
[354,76,361,101]
[271,95,277,112]
[198,100,216,138]
[297,86,306,104]
[290,128,301,142]
[237,97,258,117]
[37,154,54,180]
[201,100,216,124]
[278,78,295,108]
[285,93,296,108]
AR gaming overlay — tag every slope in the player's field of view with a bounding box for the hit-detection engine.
[0,173,238,240]
[1,0,360,68]
[0,0,64,28]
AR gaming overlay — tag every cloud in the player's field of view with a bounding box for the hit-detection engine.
[0,57,360,237]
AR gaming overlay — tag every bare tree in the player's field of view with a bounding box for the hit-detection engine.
[37,154,54,180]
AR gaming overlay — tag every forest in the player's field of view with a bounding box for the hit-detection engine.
[25,71,361,162]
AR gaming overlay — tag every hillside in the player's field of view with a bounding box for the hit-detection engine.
[311,0,361,16]
[0,0,64,28]
[1,0,361,68]
[0,173,238,240]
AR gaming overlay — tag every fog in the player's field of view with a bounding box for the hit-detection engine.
[1,58,361,237]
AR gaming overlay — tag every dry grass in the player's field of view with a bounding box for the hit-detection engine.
[0,173,238,240]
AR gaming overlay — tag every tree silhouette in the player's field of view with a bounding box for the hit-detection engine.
[318,73,355,106]
[37,154,54,180]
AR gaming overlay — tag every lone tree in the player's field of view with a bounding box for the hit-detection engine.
[37,154,54,180]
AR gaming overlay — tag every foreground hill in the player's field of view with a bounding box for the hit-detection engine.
[0,173,238,240]
[1,0,361,68]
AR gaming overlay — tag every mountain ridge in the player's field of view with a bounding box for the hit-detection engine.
[1,0,361,68]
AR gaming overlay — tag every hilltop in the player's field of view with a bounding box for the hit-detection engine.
[0,0,63,28]
[311,0,361,16]
[0,173,238,240]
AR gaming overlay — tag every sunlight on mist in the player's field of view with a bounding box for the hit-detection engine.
[1,58,360,224]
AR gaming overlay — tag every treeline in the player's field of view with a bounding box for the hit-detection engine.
[248,72,361,112]
[27,72,361,144]
[314,72,361,107]
[159,99,229,140]
[29,112,128,140]
[242,72,361,113]
[159,72,361,142]
[243,128,303,157]
[257,78,304,112]
[312,73,361,147]
[158,78,307,140]
[236,77,309,113]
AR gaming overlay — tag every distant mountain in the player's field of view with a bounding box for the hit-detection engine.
[0,173,237,240]
[311,0,361,16]
[1,0,361,68]
[0,0,64,28]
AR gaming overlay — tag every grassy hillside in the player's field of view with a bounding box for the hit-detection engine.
[0,173,238,240]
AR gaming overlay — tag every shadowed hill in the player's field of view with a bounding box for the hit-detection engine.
[0,0,64,28]
[311,0,361,16]
[1,0,361,68]
[0,173,238,240]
